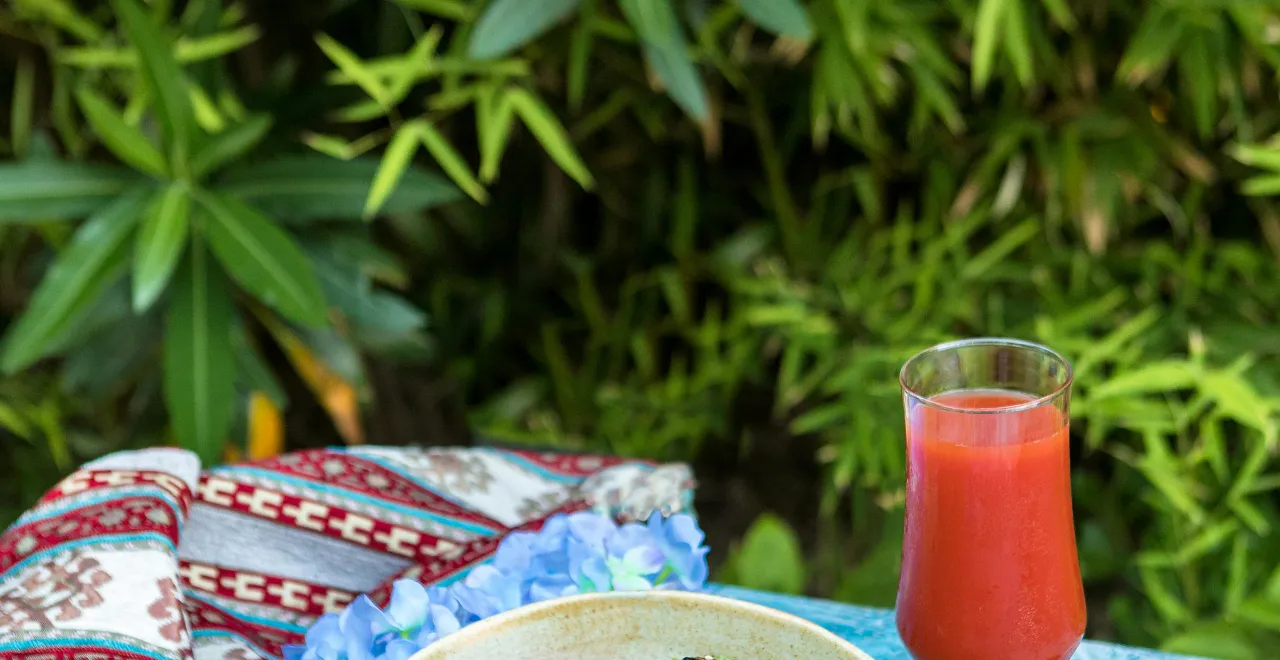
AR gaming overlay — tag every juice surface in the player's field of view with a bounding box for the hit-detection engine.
[896,390,1086,660]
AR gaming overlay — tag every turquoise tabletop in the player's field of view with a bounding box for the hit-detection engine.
[710,585,1206,660]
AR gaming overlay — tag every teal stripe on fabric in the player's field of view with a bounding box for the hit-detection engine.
[210,466,499,536]
[0,637,169,659]
[17,486,184,526]
[488,449,589,485]
[0,532,175,580]
[185,592,308,633]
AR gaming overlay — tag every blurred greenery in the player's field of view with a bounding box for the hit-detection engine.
[2,0,1280,657]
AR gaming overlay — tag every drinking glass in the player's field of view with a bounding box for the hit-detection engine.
[896,338,1086,660]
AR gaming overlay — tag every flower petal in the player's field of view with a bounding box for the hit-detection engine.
[622,545,666,575]
[384,580,430,632]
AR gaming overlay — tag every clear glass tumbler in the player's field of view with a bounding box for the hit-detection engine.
[896,338,1086,660]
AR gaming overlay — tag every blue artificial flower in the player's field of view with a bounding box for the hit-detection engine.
[287,510,710,660]
[647,513,710,590]
[371,581,469,647]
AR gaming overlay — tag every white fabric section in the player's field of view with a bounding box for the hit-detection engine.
[85,448,202,491]
[0,546,188,654]
[347,447,571,527]
[193,634,267,660]
[178,504,408,592]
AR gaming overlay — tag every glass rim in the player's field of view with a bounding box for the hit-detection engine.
[899,337,1074,415]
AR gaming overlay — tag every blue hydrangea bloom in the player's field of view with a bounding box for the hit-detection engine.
[283,511,709,660]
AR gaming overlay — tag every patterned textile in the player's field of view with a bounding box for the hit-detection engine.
[0,447,693,660]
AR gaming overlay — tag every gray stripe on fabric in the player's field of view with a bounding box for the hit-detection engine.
[178,503,409,592]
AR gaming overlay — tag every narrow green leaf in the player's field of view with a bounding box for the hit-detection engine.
[960,217,1038,279]
[736,0,812,41]
[0,161,139,223]
[1237,598,1280,632]
[567,1,594,111]
[1173,519,1239,565]
[11,56,34,160]
[1092,361,1200,399]
[1162,623,1259,660]
[418,121,488,205]
[1117,8,1182,85]
[176,25,260,61]
[112,0,194,171]
[971,0,1006,92]
[189,83,226,133]
[1201,416,1229,484]
[198,191,329,326]
[468,0,581,59]
[133,183,191,311]
[1039,0,1075,31]
[218,155,462,221]
[74,86,168,178]
[619,0,709,121]
[479,88,517,183]
[315,33,390,106]
[393,0,472,20]
[190,114,272,178]
[0,189,149,373]
[1227,535,1249,612]
[365,122,425,218]
[1202,370,1273,432]
[1179,32,1217,139]
[1003,0,1033,87]
[1233,144,1280,172]
[508,88,595,189]
[164,237,236,464]
[1241,174,1280,197]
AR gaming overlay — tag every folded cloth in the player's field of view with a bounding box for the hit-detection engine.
[0,446,694,660]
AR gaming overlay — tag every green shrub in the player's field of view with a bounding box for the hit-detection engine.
[2,0,1280,657]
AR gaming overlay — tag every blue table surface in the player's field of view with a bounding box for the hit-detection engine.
[709,585,1205,660]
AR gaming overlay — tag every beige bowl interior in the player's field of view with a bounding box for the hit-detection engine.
[412,590,873,660]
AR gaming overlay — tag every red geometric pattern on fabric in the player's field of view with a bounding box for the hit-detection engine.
[184,596,302,659]
[364,500,591,607]
[195,477,468,561]
[41,470,194,519]
[0,497,181,574]
[503,448,638,478]
[179,561,355,617]
[227,450,503,529]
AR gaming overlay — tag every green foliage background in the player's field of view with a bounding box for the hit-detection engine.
[2,0,1280,657]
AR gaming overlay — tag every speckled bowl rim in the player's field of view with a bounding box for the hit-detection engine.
[410,590,872,659]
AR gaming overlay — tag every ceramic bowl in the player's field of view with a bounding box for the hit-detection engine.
[411,590,873,660]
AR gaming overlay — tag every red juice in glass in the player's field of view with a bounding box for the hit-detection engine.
[897,341,1086,660]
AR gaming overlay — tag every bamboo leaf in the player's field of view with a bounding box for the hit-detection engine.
[365,121,426,218]
[620,0,709,121]
[74,86,168,178]
[1092,361,1200,399]
[218,155,461,220]
[190,114,272,178]
[0,189,149,373]
[133,183,192,312]
[11,56,34,160]
[0,161,140,222]
[971,0,1006,92]
[112,0,194,172]
[1117,8,1182,85]
[736,0,813,41]
[418,121,487,205]
[479,88,517,183]
[164,237,236,464]
[315,32,390,106]
[1003,0,1033,88]
[198,191,329,326]
[468,0,581,59]
[508,88,595,189]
